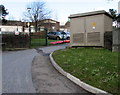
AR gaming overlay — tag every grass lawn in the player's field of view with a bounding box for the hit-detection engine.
[31,38,62,48]
[52,48,119,95]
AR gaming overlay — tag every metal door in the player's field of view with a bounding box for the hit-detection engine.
[71,17,85,46]
[85,15,103,46]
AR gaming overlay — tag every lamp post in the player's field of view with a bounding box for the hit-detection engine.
[27,22,31,48]
[27,7,31,48]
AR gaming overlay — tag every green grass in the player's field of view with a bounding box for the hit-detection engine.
[53,48,119,95]
[31,38,62,48]
[2,38,63,51]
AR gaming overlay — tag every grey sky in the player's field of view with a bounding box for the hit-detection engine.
[1,0,119,25]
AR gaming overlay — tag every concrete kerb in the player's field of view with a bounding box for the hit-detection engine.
[50,52,112,95]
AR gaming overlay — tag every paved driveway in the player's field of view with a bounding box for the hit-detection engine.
[2,49,38,93]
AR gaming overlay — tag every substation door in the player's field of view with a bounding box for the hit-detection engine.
[71,17,85,46]
[85,15,103,46]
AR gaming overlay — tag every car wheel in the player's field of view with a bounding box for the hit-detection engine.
[67,37,70,40]
[56,37,60,40]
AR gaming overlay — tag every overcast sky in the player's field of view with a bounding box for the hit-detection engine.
[1,0,120,25]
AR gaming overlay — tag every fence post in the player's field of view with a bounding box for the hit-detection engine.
[44,28,48,46]
[29,25,31,48]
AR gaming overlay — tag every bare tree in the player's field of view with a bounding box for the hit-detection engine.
[23,1,51,32]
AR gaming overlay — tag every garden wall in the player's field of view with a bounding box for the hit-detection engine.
[104,31,112,50]
[112,28,120,52]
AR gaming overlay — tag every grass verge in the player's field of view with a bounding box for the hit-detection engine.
[2,39,63,51]
[31,38,62,48]
[52,48,119,95]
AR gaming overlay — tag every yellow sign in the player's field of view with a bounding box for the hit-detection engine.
[92,22,96,27]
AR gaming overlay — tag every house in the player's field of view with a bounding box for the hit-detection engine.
[60,21,70,32]
[23,19,60,32]
[60,25,65,31]
[0,20,23,34]
[0,19,60,34]
[29,19,60,32]
[38,19,60,32]
[64,21,70,32]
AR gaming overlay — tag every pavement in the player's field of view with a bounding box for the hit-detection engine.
[32,44,94,94]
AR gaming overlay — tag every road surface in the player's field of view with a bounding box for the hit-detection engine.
[2,49,38,93]
[2,44,94,94]
[32,44,93,94]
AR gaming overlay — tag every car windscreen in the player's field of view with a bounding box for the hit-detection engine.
[56,32,61,35]
[66,32,70,34]
[48,32,55,34]
[61,32,66,34]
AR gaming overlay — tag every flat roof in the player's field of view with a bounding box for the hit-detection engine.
[69,10,113,18]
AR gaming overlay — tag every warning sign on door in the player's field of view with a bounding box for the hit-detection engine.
[92,22,96,30]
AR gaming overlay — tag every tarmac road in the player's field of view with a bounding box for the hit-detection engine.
[2,44,69,93]
[2,44,94,94]
[32,44,94,94]
[2,49,38,93]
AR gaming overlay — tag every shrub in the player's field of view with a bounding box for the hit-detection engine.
[2,34,29,49]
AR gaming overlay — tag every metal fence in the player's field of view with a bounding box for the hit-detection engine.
[30,31,48,47]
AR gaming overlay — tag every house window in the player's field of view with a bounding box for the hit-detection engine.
[0,28,1,31]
